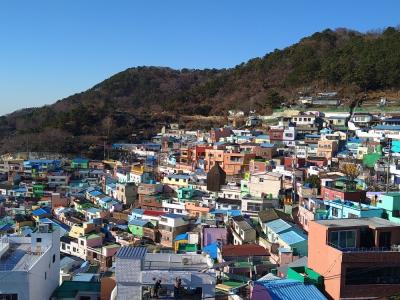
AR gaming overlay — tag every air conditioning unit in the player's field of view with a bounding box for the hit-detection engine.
[182,257,190,265]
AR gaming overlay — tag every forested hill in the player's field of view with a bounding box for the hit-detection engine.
[1,27,400,156]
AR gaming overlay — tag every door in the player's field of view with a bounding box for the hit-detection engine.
[379,231,391,249]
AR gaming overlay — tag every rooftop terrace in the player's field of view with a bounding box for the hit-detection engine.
[0,238,47,271]
[316,217,400,229]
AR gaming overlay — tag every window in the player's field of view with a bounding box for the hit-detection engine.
[332,207,339,217]
[348,213,358,218]
[53,254,55,263]
[61,243,66,250]
[36,238,42,243]
[329,230,356,249]
[0,294,18,300]
[346,266,400,285]
[80,240,84,246]
[45,272,47,280]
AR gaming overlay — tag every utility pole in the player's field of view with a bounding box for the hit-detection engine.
[292,146,297,205]
[386,137,392,193]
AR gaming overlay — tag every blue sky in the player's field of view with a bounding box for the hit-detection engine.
[0,0,399,115]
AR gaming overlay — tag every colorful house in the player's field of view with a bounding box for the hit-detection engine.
[128,219,158,242]
[177,186,195,201]
[163,174,190,187]
[71,158,89,169]
[377,192,400,223]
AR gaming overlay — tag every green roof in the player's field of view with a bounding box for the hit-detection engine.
[223,281,247,288]
[178,243,198,252]
[104,243,120,249]
[52,281,100,298]
[86,233,101,240]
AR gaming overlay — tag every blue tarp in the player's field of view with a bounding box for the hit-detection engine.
[203,242,218,259]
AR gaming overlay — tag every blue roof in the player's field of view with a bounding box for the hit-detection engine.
[0,224,13,231]
[279,230,307,245]
[347,137,365,143]
[277,247,293,253]
[164,213,186,219]
[72,273,96,282]
[203,242,218,259]
[256,279,326,300]
[32,207,51,216]
[305,134,320,138]
[373,125,400,131]
[260,143,276,148]
[13,187,27,193]
[209,209,241,216]
[175,233,188,241]
[266,219,293,234]
[256,134,270,139]
[89,190,102,197]
[132,209,144,215]
[384,118,400,122]
[129,219,150,227]
[100,197,112,203]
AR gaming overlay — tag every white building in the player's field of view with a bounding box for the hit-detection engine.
[113,247,216,300]
[0,224,60,300]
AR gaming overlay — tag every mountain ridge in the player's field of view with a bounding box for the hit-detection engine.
[2,26,400,156]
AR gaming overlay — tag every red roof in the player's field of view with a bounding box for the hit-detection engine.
[222,244,269,257]
[143,210,166,217]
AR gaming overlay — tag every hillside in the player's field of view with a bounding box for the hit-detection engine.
[1,27,400,156]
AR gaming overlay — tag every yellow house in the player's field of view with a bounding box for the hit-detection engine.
[69,222,97,238]
[162,174,190,187]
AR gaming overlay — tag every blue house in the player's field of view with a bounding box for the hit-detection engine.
[324,199,384,219]
[263,218,308,256]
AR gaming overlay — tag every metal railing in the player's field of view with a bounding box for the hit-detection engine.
[328,242,400,253]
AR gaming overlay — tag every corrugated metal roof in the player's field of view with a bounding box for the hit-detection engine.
[128,219,150,227]
[256,279,326,300]
[116,246,147,259]
[279,230,307,245]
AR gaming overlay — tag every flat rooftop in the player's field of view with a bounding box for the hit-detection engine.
[143,253,211,271]
[315,217,400,229]
[0,243,44,272]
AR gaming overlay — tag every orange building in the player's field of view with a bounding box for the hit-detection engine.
[317,140,338,160]
[184,202,210,219]
[204,149,255,176]
[308,218,400,300]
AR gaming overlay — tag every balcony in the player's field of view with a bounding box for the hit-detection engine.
[328,242,400,253]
